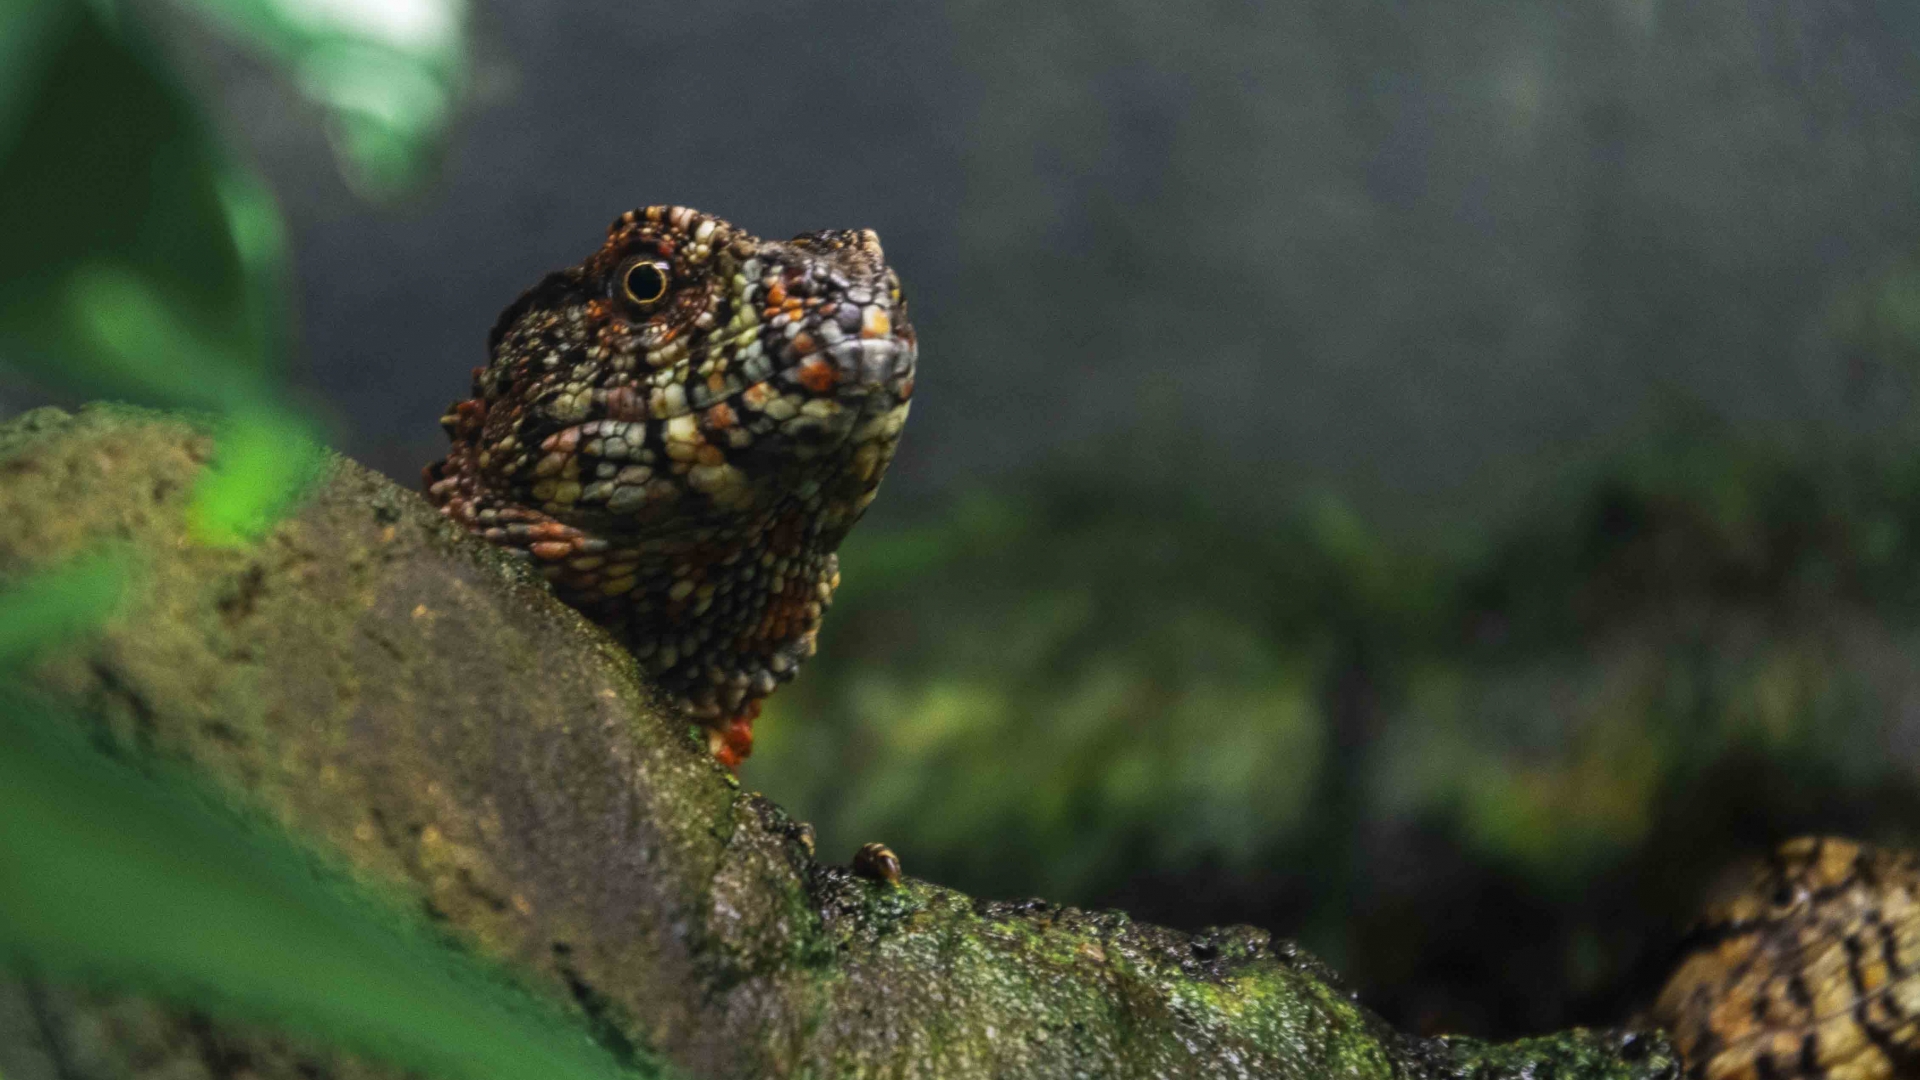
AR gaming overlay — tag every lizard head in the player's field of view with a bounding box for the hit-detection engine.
[427,205,917,756]
[466,205,917,542]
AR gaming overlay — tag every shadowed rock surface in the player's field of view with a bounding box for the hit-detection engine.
[0,405,1677,1079]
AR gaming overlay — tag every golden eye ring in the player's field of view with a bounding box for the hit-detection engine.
[619,259,671,308]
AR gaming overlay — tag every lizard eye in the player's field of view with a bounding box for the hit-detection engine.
[618,258,672,309]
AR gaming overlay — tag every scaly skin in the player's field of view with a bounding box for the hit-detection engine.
[1650,837,1920,1080]
[425,206,915,766]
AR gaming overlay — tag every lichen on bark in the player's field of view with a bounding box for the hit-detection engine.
[0,404,1677,1080]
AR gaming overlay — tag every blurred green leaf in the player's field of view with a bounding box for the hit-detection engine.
[0,1,279,407]
[190,403,327,545]
[57,262,265,409]
[0,13,603,1072]
[0,689,648,1080]
[0,0,322,551]
[0,548,131,668]
[0,2,607,1076]
[177,0,467,196]
[0,0,67,156]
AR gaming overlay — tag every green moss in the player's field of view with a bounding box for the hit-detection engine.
[1431,1030,1680,1079]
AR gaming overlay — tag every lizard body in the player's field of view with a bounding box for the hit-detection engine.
[425,205,915,766]
[1652,837,1920,1080]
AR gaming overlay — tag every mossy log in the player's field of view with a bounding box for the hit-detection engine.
[0,405,1677,1080]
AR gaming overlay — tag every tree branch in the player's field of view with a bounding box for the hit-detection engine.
[0,405,1676,1080]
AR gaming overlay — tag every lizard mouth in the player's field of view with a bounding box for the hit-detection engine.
[817,335,915,393]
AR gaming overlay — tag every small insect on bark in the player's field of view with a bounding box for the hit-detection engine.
[852,842,902,886]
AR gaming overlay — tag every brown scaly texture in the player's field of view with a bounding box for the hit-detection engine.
[1650,837,1920,1080]
[425,205,915,766]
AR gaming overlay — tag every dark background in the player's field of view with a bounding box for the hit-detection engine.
[50,0,1920,1042]
[192,0,1920,523]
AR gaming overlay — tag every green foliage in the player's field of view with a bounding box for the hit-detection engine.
[176,0,468,196]
[0,687,636,1080]
[751,416,1920,1033]
[191,403,329,544]
[0,0,316,540]
[0,546,129,668]
[758,484,1347,894]
[0,3,278,400]
[1833,256,1920,380]
[0,3,644,1079]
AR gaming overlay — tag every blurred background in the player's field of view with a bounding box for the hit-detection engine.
[13,0,1920,1043]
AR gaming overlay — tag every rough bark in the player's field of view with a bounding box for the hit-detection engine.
[0,404,1677,1080]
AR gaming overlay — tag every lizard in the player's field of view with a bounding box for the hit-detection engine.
[424,205,916,767]
[1649,836,1920,1080]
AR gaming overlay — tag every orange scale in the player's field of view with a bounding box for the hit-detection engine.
[606,385,645,420]
[797,360,838,393]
